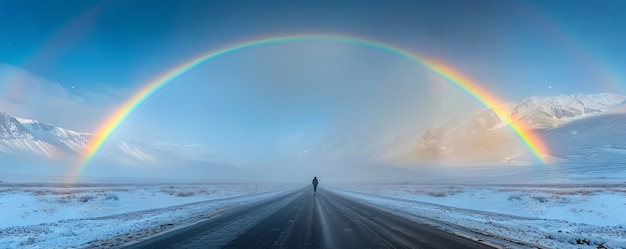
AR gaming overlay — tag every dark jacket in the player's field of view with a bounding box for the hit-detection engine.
[312,177,318,186]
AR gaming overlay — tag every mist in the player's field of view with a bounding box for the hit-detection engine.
[0,43,511,184]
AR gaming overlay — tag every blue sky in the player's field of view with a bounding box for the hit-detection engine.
[2,0,624,95]
[1,0,625,167]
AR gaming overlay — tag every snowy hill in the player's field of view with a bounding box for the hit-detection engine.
[405,93,626,164]
[543,111,626,162]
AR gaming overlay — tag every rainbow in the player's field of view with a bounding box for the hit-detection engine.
[72,35,549,179]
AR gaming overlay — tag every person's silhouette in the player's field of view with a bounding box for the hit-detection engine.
[312,177,318,193]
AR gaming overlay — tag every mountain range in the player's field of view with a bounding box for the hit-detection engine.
[2,93,626,176]
[0,112,215,167]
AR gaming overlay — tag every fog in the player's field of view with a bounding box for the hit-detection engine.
[0,44,516,184]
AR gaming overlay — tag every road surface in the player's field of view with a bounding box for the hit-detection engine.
[124,188,494,249]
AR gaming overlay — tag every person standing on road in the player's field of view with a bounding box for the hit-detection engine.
[312,177,319,193]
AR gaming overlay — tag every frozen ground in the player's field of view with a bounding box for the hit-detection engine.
[1,179,624,248]
[331,183,626,249]
[0,183,299,248]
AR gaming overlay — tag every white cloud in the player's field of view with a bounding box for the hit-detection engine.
[0,64,121,132]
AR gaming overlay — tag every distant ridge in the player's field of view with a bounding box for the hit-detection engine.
[0,112,212,167]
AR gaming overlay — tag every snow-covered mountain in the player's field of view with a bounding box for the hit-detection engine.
[510,93,626,129]
[405,93,626,164]
[0,112,210,166]
[0,112,89,158]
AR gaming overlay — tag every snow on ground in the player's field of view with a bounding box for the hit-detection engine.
[331,184,626,249]
[0,183,299,248]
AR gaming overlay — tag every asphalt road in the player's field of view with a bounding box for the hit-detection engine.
[123,188,494,249]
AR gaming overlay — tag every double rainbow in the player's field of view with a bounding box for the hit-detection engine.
[72,35,548,179]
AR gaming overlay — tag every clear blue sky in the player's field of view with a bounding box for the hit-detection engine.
[1,0,625,166]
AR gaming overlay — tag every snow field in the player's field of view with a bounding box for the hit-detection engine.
[0,183,299,248]
[332,184,626,249]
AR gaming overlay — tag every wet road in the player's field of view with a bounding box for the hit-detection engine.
[124,188,494,249]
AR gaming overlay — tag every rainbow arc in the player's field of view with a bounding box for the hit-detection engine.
[71,35,549,181]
